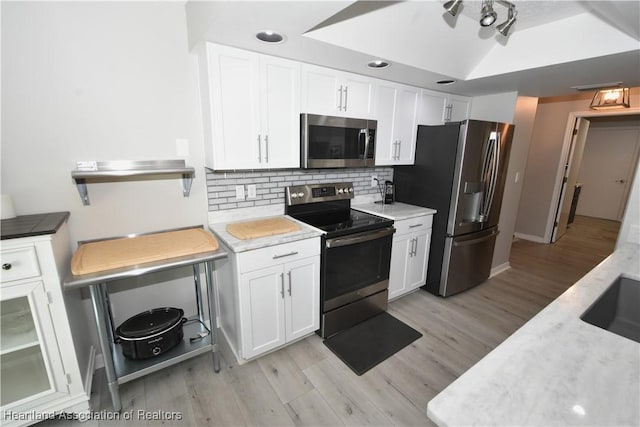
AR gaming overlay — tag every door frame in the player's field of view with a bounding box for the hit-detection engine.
[547,108,640,243]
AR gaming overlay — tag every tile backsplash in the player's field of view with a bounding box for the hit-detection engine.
[206,167,393,211]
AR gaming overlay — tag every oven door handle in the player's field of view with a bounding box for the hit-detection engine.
[326,226,395,248]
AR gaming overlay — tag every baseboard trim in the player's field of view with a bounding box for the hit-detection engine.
[490,262,511,277]
[514,232,547,243]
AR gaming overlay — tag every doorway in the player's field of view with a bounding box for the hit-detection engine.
[550,111,640,243]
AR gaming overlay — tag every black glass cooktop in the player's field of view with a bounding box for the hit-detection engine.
[290,209,393,238]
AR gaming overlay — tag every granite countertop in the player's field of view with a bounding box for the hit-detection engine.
[209,215,323,253]
[352,201,436,221]
[1,212,70,240]
[427,243,640,426]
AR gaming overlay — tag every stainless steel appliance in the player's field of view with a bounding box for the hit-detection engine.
[384,180,395,204]
[300,114,376,169]
[394,120,514,297]
[285,182,394,337]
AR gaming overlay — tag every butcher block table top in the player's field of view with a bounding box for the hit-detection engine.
[65,227,227,289]
[226,217,301,240]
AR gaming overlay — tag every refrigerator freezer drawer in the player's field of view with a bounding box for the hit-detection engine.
[440,228,498,297]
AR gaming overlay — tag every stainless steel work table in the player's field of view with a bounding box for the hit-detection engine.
[64,230,227,412]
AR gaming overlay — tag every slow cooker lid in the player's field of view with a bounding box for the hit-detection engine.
[117,307,184,338]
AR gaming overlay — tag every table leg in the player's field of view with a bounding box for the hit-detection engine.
[89,284,122,412]
[101,283,116,344]
[192,264,205,324]
[204,260,220,373]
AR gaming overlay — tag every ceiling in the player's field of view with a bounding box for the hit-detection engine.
[185,1,640,98]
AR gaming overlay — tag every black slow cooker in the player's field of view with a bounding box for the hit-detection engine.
[116,307,186,359]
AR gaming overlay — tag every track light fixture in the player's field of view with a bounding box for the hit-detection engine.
[443,0,463,16]
[443,0,518,36]
[480,0,497,26]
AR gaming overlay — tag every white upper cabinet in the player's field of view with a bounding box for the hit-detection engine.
[418,89,471,125]
[302,64,374,118]
[375,81,419,165]
[199,43,300,170]
[446,94,472,123]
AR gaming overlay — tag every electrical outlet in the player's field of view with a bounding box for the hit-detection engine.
[247,184,257,199]
[235,185,245,200]
[371,175,378,187]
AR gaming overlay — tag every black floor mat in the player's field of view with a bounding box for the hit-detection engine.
[323,312,422,375]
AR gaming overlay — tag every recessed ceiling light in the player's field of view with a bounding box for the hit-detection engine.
[437,79,456,85]
[367,60,390,69]
[256,30,285,43]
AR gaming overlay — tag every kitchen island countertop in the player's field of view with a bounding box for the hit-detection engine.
[352,201,436,221]
[427,242,640,426]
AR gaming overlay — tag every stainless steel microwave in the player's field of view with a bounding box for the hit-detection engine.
[301,114,376,169]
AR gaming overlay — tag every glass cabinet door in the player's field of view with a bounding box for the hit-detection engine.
[1,280,67,410]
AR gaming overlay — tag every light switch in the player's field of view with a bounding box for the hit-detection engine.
[235,185,245,200]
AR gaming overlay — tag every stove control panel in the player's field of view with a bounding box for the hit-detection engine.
[286,182,354,206]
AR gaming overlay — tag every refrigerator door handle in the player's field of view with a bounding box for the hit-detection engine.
[484,132,501,220]
[480,131,500,221]
[452,229,498,247]
[479,133,494,220]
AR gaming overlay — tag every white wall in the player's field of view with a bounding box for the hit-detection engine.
[470,92,519,124]
[1,2,209,347]
[491,96,538,272]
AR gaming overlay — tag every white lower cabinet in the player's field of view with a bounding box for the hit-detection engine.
[216,237,320,361]
[388,215,433,300]
[1,222,92,426]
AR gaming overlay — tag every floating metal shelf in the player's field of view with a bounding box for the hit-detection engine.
[71,160,195,206]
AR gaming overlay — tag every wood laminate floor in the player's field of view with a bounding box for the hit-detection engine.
[42,215,620,426]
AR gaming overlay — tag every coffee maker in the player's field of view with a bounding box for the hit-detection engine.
[384,180,395,204]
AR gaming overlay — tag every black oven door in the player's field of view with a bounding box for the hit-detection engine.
[322,226,393,311]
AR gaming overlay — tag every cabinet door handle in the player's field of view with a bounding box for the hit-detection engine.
[411,238,418,257]
[265,135,269,163]
[273,251,298,259]
[257,135,262,163]
[409,223,424,229]
[287,271,292,296]
[338,86,344,111]
[408,238,414,258]
[397,140,401,160]
[2,263,11,270]
[280,273,285,299]
[343,86,348,111]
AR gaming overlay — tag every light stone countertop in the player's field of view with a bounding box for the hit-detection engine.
[208,214,323,254]
[426,243,640,427]
[352,201,436,221]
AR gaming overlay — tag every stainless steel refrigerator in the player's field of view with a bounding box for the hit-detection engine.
[394,120,514,297]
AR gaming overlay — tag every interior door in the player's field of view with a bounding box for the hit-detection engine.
[552,117,590,242]
[576,127,640,220]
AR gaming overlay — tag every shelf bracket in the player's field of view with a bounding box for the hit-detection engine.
[75,179,91,206]
[182,173,193,197]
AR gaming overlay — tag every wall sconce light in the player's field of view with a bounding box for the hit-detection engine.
[589,88,630,110]
[443,0,518,36]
